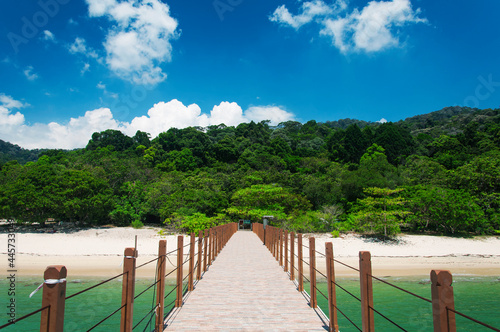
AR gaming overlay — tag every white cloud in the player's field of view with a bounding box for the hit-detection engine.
[42,30,55,42]
[23,66,39,81]
[0,107,120,149]
[270,0,345,29]
[123,99,207,137]
[85,0,179,85]
[245,106,295,125]
[0,94,29,109]
[377,118,388,123]
[0,98,295,149]
[0,94,27,127]
[81,63,91,75]
[123,101,294,138]
[272,0,426,53]
[97,82,106,90]
[69,37,99,59]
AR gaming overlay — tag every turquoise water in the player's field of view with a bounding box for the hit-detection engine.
[0,277,178,332]
[307,276,500,332]
[1,276,499,331]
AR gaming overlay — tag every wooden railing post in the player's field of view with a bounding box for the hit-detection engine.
[268,226,271,252]
[155,240,166,332]
[298,233,304,292]
[218,226,221,255]
[268,226,272,251]
[279,229,283,266]
[284,230,289,273]
[208,229,213,266]
[214,228,218,258]
[120,248,137,332]
[270,227,274,254]
[211,228,215,263]
[431,270,456,332]
[359,251,374,332]
[290,232,295,281]
[188,233,195,291]
[326,242,339,332]
[203,229,208,272]
[263,224,267,247]
[40,265,67,332]
[309,237,317,308]
[269,226,272,251]
[175,236,183,307]
[275,228,279,261]
[197,231,202,280]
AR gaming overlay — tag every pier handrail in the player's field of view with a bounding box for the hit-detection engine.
[0,223,237,332]
[255,223,500,332]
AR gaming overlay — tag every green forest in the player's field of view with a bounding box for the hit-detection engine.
[1,106,499,237]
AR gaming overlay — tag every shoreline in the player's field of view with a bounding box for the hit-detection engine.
[1,227,499,278]
[5,253,500,279]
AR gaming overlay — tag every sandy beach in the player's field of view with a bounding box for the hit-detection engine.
[1,227,499,279]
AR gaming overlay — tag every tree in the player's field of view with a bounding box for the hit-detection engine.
[157,148,198,172]
[405,186,488,234]
[226,184,312,223]
[86,129,134,151]
[132,130,151,148]
[349,187,410,237]
[373,122,415,164]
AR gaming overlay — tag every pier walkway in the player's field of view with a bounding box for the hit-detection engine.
[164,231,327,331]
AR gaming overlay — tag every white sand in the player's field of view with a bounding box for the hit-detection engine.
[1,227,499,278]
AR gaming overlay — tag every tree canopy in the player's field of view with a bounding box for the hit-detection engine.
[1,107,498,236]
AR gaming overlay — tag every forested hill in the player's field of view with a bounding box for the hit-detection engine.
[1,106,498,237]
[401,106,500,137]
[0,140,41,165]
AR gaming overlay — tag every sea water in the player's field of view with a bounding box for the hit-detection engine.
[0,276,498,331]
[0,277,178,332]
[309,276,500,332]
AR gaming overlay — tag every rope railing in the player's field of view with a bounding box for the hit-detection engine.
[334,258,360,272]
[446,307,500,332]
[65,271,127,301]
[0,305,50,330]
[135,256,160,270]
[165,266,178,279]
[333,303,362,332]
[332,280,361,302]
[132,304,157,331]
[0,222,238,332]
[164,284,178,300]
[86,303,126,332]
[368,273,432,304]
[368,304,408,331]
[134,278,161,300]
[255,224,499,332]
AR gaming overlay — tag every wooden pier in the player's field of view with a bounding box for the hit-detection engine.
[164,231,327,331]
[3,222,498,332]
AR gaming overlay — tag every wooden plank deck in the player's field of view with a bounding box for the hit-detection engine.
[164,231,328,331]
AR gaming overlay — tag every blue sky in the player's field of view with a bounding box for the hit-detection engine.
[1,0,499,149]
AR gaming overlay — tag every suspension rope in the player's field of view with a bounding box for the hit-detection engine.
[368,305,408,331]
[66,271,127,300]
[332,280,361,302]
[135,256,160,270]
[0,305,50,329]
[86,303,126,331]
[333,259,360,272]
[368,274,432,304]
[446,307,500,332]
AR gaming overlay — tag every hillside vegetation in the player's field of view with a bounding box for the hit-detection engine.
[1,106,499,236]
